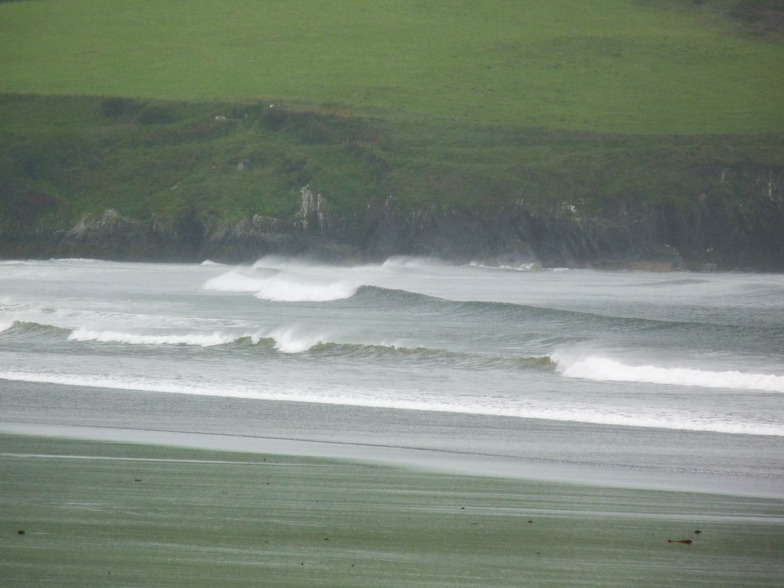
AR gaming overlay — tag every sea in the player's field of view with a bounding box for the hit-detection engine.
[1,257,783,497]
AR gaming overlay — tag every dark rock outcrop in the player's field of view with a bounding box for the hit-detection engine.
[2,167,783,271]
[59,209,165,261]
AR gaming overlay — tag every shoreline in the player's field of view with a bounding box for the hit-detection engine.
[2,379,783,499]
[2,431,783,587]
[2,419,782,500]
[3,377,783,584]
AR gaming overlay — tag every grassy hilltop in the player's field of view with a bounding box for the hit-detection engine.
[2,0,782,133]
[0,0,783,265]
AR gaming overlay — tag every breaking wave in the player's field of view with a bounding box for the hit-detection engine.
[0,320,72,339]
[0,318,559,369]
[67,328,239,347]
[554,352,784,393]
[203,269,359,302]
[3,319,782,392]
[201,255,455,303]
[64,326,320,353]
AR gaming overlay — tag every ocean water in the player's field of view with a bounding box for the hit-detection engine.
[1,257,783,495]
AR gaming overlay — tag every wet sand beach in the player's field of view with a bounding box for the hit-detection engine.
[2,431,783,587]
[2,380,784,587]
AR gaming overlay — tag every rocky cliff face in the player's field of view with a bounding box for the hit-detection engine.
[2,166,783,271]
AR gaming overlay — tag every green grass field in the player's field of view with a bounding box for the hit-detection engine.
[1,1,782,254]
[1,0,782,134]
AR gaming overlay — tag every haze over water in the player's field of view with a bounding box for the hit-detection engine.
[1,258,783,496]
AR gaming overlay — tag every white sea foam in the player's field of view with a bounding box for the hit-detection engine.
[0,370,216,397]
[254,275,358,302]
[1,369,782,436]
[0,321,14,333]
[554,353,784,393]
[250,255,297,270]
[203,268,359,302]
[469,261,538,272]
[202,272,272,293]
[203,256,461,303]
[65,325,326,352]
[381,256,442,269]
[264,327,324,353]
[67,328,237,347]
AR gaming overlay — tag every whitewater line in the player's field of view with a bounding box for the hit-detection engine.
[1,369,782,437]
[554,354,784,394]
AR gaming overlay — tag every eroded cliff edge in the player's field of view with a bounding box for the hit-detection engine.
[1,96,782,271]
[7,174,782,271]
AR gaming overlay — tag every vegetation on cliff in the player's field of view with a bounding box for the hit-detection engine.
[1,1,782,267]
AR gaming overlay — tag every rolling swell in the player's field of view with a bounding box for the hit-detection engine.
[350,286,688,331]
[204,267,779,349]
[343,285,452,310]
[351,289,784,355]
[80,327,558,371]
[0,320,72,342]
[308,340,556,371]
[7,319,778,393]
[0,321,266,350]
[348,285,643,332]
[0,317,556,372]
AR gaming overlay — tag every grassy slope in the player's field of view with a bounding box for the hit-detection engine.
[0,1,782,240]
[3,93,780,230]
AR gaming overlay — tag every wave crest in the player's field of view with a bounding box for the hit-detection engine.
[261,327,324,353]
[68,328,238,347]
[0,320,71,339]
[203,269,358,302]
[554,352,784,393]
